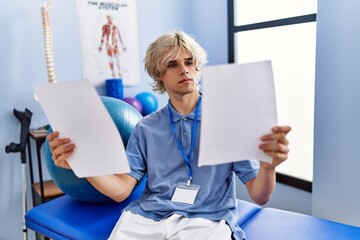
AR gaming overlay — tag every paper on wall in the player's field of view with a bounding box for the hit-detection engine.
[76,0,140,87]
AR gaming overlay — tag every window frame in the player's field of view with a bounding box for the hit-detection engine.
[227,0,316,192]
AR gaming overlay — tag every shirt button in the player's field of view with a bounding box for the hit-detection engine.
[183,117,187,121]
[184,132,187,135]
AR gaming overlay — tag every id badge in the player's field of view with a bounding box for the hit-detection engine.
[171,182,200,205]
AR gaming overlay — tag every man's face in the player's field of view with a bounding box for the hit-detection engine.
[158,50,198,97]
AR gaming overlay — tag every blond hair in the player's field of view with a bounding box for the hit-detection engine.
[144,31,207,93]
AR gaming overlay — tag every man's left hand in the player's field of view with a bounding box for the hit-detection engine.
[259,125,291,169]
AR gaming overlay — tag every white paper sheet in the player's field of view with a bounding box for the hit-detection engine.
[198,60,277,166]
[33,79,130,178]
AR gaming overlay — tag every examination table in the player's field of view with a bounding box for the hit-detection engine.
[25,178,360,240]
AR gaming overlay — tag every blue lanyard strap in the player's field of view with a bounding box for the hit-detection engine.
[168,96,201,186]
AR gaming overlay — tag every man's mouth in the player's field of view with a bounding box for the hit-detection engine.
[179,78,192,84]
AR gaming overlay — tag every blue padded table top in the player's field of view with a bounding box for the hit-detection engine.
[241,208,360,240]
[25,195,261,240]
[236,199,261,226]
[25,177,147,240]
[26,195,131,240]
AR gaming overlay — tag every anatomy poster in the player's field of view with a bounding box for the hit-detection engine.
[76,0,140,86]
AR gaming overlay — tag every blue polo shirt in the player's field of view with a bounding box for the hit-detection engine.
[124,100,259,240]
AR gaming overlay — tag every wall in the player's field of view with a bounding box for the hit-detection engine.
[191,0,228,65]
[312,0,360,226]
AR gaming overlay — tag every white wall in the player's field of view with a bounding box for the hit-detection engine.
[312,0,360,226]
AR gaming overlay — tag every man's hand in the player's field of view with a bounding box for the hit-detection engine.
[47,131,75,169]
[259,125,291,170]
[245,125,291,205]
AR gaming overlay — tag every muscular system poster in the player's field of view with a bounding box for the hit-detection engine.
[76,0,140,86]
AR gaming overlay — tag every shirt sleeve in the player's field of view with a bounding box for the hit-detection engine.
[125,126,147,182]
[232,160,260,184]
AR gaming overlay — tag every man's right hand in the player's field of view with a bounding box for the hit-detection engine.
[47,131,75,169]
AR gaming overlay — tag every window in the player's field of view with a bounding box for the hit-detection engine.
[228,0,317,191]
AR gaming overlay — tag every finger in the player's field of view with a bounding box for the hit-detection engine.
[278,135,289,146]
[275,126,291,145]
[261,132,286,142]
[272,126,291,134]
[57,149,74,162]
[260,142,289,154]
[272,132,289,146]
[262,132,290,146]
[52,143,75,157]
[47,131,59,141]
[49,138,71,152]
[54,157,72,169]
[53,148,74,169]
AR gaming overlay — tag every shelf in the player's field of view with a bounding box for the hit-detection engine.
[32,180,63,200]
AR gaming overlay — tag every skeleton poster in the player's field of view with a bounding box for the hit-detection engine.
[76,0,140,86]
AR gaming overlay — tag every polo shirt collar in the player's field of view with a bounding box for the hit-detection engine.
[167,100,202,123]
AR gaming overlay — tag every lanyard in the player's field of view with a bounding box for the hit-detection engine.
[168,96,201,186]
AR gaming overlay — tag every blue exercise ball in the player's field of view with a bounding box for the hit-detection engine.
[44,96,145,202]
[135,92,158,116]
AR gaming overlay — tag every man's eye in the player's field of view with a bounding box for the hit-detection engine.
[185,61,193,66]
[167,63,177,68]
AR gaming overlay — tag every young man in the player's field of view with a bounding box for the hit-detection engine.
[48,31,291,240]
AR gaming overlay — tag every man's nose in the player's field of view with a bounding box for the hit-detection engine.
[179,64,189,75]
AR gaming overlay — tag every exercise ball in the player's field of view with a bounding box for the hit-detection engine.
[135,92,158,116]
[44,96,145,202]
[123,97,143,113]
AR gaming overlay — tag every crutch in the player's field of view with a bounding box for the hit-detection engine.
[5,108,33,240]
